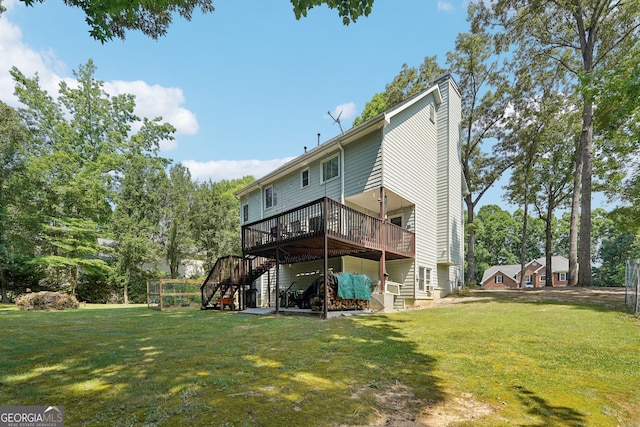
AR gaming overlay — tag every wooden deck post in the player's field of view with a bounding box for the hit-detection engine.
[379,186,387,293]
[323,198,329,320]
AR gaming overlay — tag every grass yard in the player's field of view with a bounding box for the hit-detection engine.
[1,289,639,426]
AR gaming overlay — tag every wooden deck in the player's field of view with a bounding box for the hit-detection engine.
[241,197,415,264]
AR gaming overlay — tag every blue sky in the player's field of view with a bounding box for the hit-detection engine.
[1,0,530,207]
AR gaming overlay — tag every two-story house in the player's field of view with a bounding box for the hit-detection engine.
[202,74,465,315]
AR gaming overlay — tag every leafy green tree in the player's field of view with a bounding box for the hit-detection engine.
[162,164,196,278]
[471,0,640,287]
[0,102,31,301]
[291,0,374,25]
[112,156,169,303]
[6,0,375,41]
[595,42,640,231]
[595,231,640,287]
[353,57,446,126]
[447,30,512,286]
[11,60,174,297]
[473,204,519,282]
[190,177,254,271]
[503,53,578,287]
[512,210,545,261]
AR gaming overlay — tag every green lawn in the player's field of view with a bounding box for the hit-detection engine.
[1,292,639,426]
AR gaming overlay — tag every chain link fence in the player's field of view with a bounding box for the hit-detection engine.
[625,259,640,314]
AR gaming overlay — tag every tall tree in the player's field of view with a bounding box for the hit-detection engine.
[471,0,640,287]
[162,164,196,279]
[502,51,578,287]
[11,60,174,296]
[447,30,512,285]
[0,102,30,301]
[112,156,169,303]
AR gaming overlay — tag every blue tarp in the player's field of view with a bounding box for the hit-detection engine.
[335,273,371,300]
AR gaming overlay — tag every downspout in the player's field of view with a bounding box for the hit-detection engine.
[379,122,387,293]
[338,140,345,204]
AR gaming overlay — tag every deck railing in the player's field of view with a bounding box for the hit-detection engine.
[242,197,415,257]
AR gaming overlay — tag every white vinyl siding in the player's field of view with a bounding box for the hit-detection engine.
[436,77,463,275]
[382,93,439,297]
[343,131,383,197]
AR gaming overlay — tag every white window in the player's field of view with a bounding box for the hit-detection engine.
[525,274,532,284]
[540,274,546,282]
[558,272,567,281]
[495,275,503,284]
[418,266,431,292]
[301,169,309,188]
[321,155,339,183]
[265,186,277,209]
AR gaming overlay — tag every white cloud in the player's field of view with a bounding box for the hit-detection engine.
[0,2,197,151]
[330,102,357,120]
[437,1,455,13]
[182,157,295,182]
[0,7,68,107]
[105,80,199,136]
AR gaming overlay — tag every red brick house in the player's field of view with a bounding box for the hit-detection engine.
[481,256,571,289]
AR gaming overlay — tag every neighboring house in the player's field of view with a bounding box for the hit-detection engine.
[481,256,571,289]
[232,74,465,312]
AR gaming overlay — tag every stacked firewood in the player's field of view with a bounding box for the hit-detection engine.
[310,275,369,311]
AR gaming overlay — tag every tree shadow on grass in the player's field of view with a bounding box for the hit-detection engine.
[1,307,446,426]
[514,386,586,427]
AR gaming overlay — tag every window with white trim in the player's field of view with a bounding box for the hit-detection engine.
[242,204,249,223]
[321,155,339,183]
[418,266,431,292]
[540,274,546,282]
[495,275,503,284]
[525,274,532,284]
[265,186,277,209]
[558,272,567,281]
[301,169,309,188]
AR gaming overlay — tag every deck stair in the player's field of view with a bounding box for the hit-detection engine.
[200,255,275,309]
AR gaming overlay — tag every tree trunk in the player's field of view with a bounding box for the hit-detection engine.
[0,282,7,303]
[568,142,582,286]
[465,194,476,286]
[578,98,594,287]
[519,185,529,289]
[124,263,130,305]
[545,192,554,287]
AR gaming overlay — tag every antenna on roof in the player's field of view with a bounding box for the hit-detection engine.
[327,110,344,134]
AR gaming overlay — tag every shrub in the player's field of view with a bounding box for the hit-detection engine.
[16,291,79,311]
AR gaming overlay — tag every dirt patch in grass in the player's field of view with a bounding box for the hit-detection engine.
[345,382,494,427]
